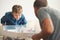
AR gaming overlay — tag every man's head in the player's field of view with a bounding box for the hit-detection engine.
[34,0,47,14]
[12,5,22,20]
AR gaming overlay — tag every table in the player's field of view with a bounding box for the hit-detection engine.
[3,27,40,40]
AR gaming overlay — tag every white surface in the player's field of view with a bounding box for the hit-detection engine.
[3,30,36,39]
[3,25,39,33]
[2,25,40,38]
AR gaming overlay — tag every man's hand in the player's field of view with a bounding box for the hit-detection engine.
[32,34,40,40]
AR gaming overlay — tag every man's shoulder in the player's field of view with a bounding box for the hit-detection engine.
[38,7,59,14]
[39,7,50,11]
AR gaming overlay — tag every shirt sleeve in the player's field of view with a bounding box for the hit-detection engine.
[22,17,27,25]
[37,8,51,26]
[22,14,27,25]
[1,13,8,25]
[1,16,6,24]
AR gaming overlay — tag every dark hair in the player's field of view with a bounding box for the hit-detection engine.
[34,0,47,8]
[12,5,22,13]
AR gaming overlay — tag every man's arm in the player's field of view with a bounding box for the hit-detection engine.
[32,8,54,40]
[32,18,54,40]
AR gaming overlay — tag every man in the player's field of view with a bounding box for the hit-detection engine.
[1,5,27,25]
[32,0,60,40]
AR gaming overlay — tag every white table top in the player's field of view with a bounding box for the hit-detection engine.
[3,26,40,38]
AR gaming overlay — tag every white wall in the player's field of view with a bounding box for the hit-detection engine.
[48,0,60,11]
[0,0,60,19]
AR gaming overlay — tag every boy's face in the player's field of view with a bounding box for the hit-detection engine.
[12,9,22,20]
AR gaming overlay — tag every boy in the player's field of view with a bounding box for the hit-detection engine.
[1,5,27,40]
[1,5,27,25]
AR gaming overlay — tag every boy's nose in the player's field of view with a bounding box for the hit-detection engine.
[16,15,19,18]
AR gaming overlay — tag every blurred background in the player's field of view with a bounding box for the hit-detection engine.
[0,0,60,40]
[0,0,60,31]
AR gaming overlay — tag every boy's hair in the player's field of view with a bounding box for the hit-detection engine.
[34,0,47,8]
[12,5,22,13]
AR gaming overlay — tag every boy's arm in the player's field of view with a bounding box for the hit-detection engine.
[22,15,27,25]
[1,16,6,25]
[22,18,27,25]
[1,13,10,25]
